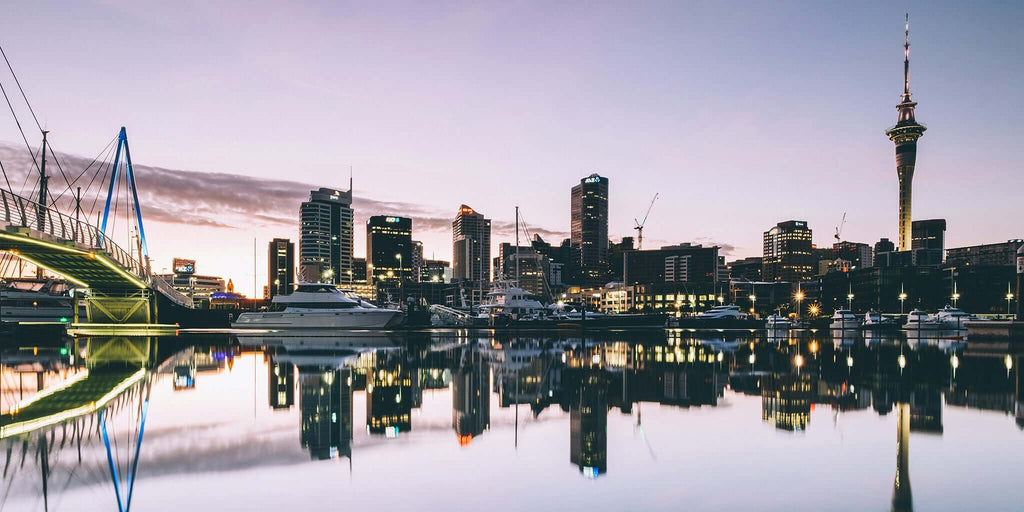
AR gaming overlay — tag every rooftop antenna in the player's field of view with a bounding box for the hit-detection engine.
[349,166,353,193]
[903,13,911,98]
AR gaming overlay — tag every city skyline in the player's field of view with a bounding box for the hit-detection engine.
[0,3,1022,290]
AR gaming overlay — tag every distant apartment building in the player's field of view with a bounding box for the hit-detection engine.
[299,187,353,284]
[728,257,763,281]
[762,220,814,282]
[623,244,721,285]
[832,241,873,270]
[946,240,1024,267]
[452,205,491,283]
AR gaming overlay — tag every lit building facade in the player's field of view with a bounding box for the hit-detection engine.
[946,240,1024,267]
[366,215,413,284]
[298,365,353,460]
[299,187,354,284]
[452,348,490,445]
[623,244,721,285]
[762,220,814,282]
[154,258,225,308]
[571,174,609,286]
[267,238,295,299]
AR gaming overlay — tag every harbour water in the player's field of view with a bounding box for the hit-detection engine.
[2,329,1023,511]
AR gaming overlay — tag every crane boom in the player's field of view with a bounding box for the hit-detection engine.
[633,193,659,250]
[834,212,847,242]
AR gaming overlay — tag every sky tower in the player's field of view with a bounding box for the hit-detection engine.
[886,14,927,251]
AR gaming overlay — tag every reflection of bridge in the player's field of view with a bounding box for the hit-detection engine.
[0,128,192,324]
[1,336,157,511]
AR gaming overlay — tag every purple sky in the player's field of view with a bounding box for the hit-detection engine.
[1,2,1021,291]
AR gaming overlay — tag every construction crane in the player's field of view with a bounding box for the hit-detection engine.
[834,212,847,243]
[634,193,658,250]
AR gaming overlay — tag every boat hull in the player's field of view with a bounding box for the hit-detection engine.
[231,309,405,330]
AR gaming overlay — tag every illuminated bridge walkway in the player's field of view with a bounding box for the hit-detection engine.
[0,187,191,324]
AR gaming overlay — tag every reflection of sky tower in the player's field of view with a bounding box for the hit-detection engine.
[886,14,927,251]
[891,402,913,512]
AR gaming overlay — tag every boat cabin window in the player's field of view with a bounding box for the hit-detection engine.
[295,284,341,294]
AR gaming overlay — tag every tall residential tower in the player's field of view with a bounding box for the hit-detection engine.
[299,186,354,284]
[885,15,927,251]
[452,205,491,283]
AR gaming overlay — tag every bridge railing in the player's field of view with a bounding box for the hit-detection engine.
[151,274,195,308]
[0,189,146,278]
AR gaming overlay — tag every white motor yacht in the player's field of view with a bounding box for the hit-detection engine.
[695,305,748,320]
[232,283,404,329]
[1,279,75,323]
[765,313,791,330]
[935,305,987,329]
[862,310,897,330]
[478,281,546,320]
[829,310,861,330]
[902,309,942,330]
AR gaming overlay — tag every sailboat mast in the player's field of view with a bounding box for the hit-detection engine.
[515,206,520,285]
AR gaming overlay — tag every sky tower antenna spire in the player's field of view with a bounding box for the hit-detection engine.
[903,13,911,97]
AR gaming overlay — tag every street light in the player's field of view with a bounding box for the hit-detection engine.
[846,293,854,311]
[951,291,960,308]
[749,294,756,315]
[1007,291,1015,316]
[794,290,805,320]
[395,254,404,305]
[898,291,908,315]
[717,295,724,305]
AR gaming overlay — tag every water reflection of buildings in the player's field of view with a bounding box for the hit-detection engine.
[298,365,353,460]
[366,351,413,436]
[569,367,608,478]
[761,373,812,431]
[268,355,295,409]
[452,348,490,445]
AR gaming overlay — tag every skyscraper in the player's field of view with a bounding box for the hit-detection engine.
[885,15,927,251]
[571,173,609,285]
[366,216,413,283]
[452,205,491,283]
[762,220,814,282]
[267,238,295,298]
[299,186,353,284]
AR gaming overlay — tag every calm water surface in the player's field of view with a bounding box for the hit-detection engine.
[2,329,1022,511]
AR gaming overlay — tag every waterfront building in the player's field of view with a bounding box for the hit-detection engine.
[411,241,424,281]
[452,205,491,304]
[598,282,634,313]
[885,17,927,251]
[761,373,812,431]
[570,174,609,286]
[366,215,413,284]
[623,243,721,285]
[493,243,549,298]
[420,259,451,283]
[762,221,814,282]
[728,257,763,281]
[631,282,723,314]
[154,258,225,308]
[607,237,634,283]
[267,238,294,299]
[946,240,1024,267]
[351,257,367,283]
[875,238,896,262]
[911,219,946,253]
[299,187,354,284]
[832,241,873,270]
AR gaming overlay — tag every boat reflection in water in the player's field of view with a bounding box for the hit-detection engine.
[2,329,1023,511]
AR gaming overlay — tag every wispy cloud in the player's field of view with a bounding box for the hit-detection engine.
[0,142,566,239]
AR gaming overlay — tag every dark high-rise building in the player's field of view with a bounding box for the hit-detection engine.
[300,187,353,284]
[875,238,896,259]
[366,216,413,283]
[410,241,424,281]
[946,240,1024,267]
[570,174,609,286]
[351,257,367,283]
[832,241,873,270]
[728,257,763,281]
[420,259,450,283]
[762,220,814,282]
[267,238,295,299]
[299,365,353,460]
[452,205,491,283]
[911,219,945,252]
[452,348,490,445]
[885,16,927,251]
